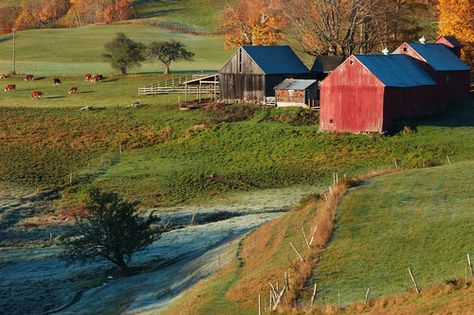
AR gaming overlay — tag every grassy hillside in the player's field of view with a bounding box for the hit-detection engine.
[1,95,474,207]
[0,24,231,75]
[132,0,227,32]
[311,161,474,306]
[162,162,474,315]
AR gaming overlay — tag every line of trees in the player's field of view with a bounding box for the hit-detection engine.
[0,0,133,33]
[103,33,195,75]
[221,0,438,56]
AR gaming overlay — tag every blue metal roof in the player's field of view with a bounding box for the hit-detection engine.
[408,43,470,71]
[243,46,309,75]
[355,54,436,88]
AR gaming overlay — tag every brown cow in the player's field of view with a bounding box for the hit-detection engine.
[4,84,16,92]
[68,87,78,94]
[53,78,62,86]
[25,74,34,81]
[31,90,43,98]
[83,73,92,81]
[91,74,103,83]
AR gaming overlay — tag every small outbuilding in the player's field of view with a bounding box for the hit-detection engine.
[320,54,439,133]
[394,40,471,101]
[219,46,309,104]
[274,79,319,108]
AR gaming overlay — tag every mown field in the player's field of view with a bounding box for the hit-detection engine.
[0,24,231,75]
[311,161,474,306]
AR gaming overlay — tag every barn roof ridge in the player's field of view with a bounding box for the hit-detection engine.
[404,42,470,71]
[353,54,437,88]
[241,45,309,75]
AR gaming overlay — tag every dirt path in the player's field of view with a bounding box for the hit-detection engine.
[0,186,301,315]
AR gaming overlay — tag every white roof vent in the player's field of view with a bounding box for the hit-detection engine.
[419,36,426,44]
[382,48,389,55]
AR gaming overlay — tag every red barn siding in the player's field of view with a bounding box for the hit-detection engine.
[395,43,470,101]
[320,58,384,133]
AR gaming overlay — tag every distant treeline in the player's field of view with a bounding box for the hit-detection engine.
[0,0,133,33]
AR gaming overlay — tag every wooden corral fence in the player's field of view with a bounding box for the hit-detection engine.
[138,74,220,102]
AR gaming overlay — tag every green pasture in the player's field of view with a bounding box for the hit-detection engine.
[1,91,473,207]
[311,161,474,306]
[132,0,227,32]
[0,24,232,76]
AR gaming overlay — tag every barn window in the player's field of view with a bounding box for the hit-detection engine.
[289,90,295,97]
[349,59,354,65]
[329,119,334,124]
[403,47,407,52]
[446,76,450,82]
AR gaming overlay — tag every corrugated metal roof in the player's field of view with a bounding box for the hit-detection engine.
[274,79,318,90]
[311,55,345,73]
[408,43,470,71]
[243,46,309,75]
[355,54,436,88]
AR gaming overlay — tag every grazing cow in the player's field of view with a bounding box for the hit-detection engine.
[31,90,43,98]
[4,84,16,92]
[68,87,78,94]
[25,74,34,81]
[53,78,62,86]
[83,73,92,81]
[91,74,103,83]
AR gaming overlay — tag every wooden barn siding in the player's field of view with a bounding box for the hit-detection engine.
[220,48,264,75]
[220,73,265,101]
[276,90,305,103]
[395,44,470,102]
[320,58,384,133]
[382,85,439,131]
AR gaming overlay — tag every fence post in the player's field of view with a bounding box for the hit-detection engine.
[408,267,421,293]
[468,254,473,277]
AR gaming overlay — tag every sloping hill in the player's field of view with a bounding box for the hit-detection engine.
[133,0,227,32]
[311,161,474,306]
[162,161,474,314]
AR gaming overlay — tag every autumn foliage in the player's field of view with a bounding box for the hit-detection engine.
[0,0,133,32]
[220,0,287,48]
[438,0,474,66]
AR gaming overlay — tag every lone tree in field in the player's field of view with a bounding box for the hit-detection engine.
[103,33,145,74]
[61,188,161,273]
[146,40,194,75]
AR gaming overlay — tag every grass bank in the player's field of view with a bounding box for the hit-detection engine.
[309,161,474,306]
[1,96,474,207]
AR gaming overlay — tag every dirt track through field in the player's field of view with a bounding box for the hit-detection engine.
[0,186,297,314]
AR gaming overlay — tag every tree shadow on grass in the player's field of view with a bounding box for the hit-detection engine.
[44,96,65,99]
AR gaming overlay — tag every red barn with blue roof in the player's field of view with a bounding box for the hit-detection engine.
[394,41,471,101]
[320,54,439,133]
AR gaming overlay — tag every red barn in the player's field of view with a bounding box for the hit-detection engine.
[435,36,464,58]
[394,41,470,101]
[320,54,438,133]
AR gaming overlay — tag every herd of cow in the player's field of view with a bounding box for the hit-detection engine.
[1,73,103,99]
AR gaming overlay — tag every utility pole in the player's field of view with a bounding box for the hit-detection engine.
[12,27,16,75]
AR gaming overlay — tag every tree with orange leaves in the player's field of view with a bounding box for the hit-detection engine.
[220,0,287,48]
[438,0,474,66]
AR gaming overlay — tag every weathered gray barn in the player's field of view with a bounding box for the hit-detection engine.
[219,46,309,104]
[274,79,319,108]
